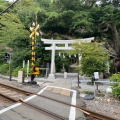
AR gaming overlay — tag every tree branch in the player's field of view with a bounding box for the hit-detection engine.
[54,33,74,39]
[98,23,110,33]
[39,30,74,39]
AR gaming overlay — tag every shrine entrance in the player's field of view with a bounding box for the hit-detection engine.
[41,37,94,78]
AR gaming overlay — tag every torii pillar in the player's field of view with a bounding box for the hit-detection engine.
[41,37,94,79]
[50,43,56,78]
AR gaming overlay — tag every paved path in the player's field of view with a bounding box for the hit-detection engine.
[0,74,110,95]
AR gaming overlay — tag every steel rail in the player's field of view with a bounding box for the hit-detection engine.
[37,94,118,120]
[0,83,30,96]
[14,88,118,120]
[0,93,67,120]
[0,82,118,120]
[20,98,67,120]
[23,90,118,120]
[0,93,17,102]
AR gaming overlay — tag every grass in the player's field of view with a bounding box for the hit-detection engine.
[87,81,103,85]
[81,89,94,95]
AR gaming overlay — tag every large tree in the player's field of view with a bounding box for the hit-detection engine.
[12,0,40,29]
[39,1,95,38]
[0,1,31,67]
[0,0,120,75]
[90,2,120,72]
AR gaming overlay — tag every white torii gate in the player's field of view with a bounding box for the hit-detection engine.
[41,37,94,78]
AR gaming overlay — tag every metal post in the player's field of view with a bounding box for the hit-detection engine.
[22,71,24,83]
[95,81,100,93]
[77,73,81,88]
[23,60,25,68]
[27,60,29,77]
[9,63,12,81]
[29,19,39,84]
[94,81,96,97]
[9,54,12,81]
[22,60,25,83]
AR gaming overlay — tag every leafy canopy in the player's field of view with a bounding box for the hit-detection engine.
[72,42,109,76]
[0,12,29,44]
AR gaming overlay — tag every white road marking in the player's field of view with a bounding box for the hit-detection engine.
[0,103,21,114]
[0,86,47,114]
[69,90,76,120]
[38,86,48,95]
[47,86,76,120]
[24,95,37,102]
[24,86,47,102]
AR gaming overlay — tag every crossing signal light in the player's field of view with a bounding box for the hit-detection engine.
[36,42,41,48]
[4,53,10,61]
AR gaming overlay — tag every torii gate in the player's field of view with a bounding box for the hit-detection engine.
[41,37,94,78]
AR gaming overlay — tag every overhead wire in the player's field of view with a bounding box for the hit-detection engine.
[0,0,20,16]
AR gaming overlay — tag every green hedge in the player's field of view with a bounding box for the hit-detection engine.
[0,64,9,75]
[110,73,120,99]
[0,64,31,77]
[12,67,22,77]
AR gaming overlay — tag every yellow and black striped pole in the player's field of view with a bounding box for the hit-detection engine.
[31,23,36,68]
[29,21,39,82]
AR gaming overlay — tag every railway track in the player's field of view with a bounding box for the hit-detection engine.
[0,82,119,120]
[0,82,67,120]
[0,82,31,101]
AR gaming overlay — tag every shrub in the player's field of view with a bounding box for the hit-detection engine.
[110,73,120,82]
[110,73,120,99]
[0,64,9,75]
[12,67,22,77]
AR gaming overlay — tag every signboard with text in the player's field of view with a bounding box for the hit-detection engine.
[94,72,99,79]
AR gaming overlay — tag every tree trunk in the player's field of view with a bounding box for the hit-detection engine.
[110,24,120,54]
[114,60,120,73]
[110,24,120,72]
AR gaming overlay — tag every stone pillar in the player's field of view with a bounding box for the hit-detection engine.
[107,61,110,73]
[18,71,23,83]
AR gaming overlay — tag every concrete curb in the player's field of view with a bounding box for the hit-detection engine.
[0,74,55,83]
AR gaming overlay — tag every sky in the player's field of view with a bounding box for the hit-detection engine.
[5,0,101,4]
[5,0,53,2]
[5,0,16,2]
